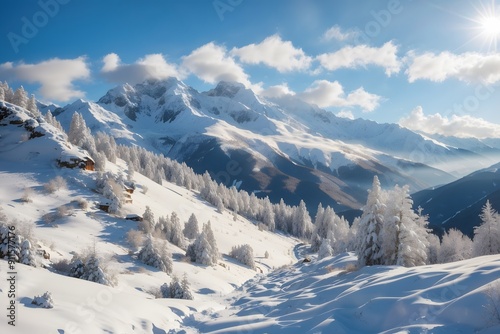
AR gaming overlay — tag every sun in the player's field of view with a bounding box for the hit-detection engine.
[480,15,500,37]
[470,1,500,51]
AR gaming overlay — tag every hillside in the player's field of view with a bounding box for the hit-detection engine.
[412,162,500,236]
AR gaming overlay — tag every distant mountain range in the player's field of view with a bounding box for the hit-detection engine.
[46,78,500,214]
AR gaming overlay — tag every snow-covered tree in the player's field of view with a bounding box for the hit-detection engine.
[80,253,112,285]
[181,273,194,300]
[12,86,28,109]
[183,213,199,239]
[20,239,36,266]
[438,228,473,263]
[356,176,385,267]
[161,274,193,300]
[426,232,440,265]
[1,82,14,103]
[140,206,155,233]
[318,238,333,260]
[169,211,184,248]
[473,200,500,257]
[311,203,326,252]
[292,200,313,239]
[381,186,429,267]
[32,292,54,308]
[186,221,219,266]
[229,244,255,269]
[138,235,173,274]
[26,94,40,117]
[261,197,275,231]
[0,87,5,101]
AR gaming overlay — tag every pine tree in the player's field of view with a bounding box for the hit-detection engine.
[81,253,112,285]
[318,238,333,260]
[26,94,40,117]
[142,206,155,233]
[20,239,36,267]
[183,213,199,239]
[186,221,219,266]
[311,203,325,252]
[138,235,173,274]
[292,200,313,239]
[473,200,500,257]
[12,86,28,109]
[0,86,4,101]
[357,176,385,267]
[181,273,194,300]
[169,212,184,248]
[261,197,275,231]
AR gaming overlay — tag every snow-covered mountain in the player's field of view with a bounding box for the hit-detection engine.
[49,78,500,213]
[1,88,500,334]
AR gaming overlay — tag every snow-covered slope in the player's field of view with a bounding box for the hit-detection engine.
[185,252,500,333]
[0,102,298,332]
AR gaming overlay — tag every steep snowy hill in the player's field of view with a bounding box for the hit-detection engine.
[51,79,465,213]
[0,102,298,332]
[413,161,500,236]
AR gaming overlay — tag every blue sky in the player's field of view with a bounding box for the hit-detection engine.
[2,0,500,138]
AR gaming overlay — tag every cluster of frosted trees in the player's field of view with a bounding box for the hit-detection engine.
[160,274,193,300]
[0,82,39,118]
[0,208,36,267]
[308,175,500,268]
[69,250,113,286]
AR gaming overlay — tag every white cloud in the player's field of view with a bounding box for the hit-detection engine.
[322,25,359,41]
[406,51,500,84]
[317,41,401,76]
[0,57,90,101]
[231,34,312,72]
[399,106,500,138]
[260,83,296,98]
[298,80,381,112]
[336,110,355,119]
[182,42,252,87]
[101,53,180,84]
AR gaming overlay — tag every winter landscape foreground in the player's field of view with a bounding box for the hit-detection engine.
[0,84,500,333]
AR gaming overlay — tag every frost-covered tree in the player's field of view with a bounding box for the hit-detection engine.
[12,86,28,109]
[140,206,155,233]
[186,221,219,266]
[438,228,473,263]
[183,213,199,239]
[261,197,275,231]
[356,176,385,267]
[181,273,194,300]
[473,200,500,257]
[230,244,255,269]
[81,253,112,285]
[1,82,14,103]
[68,112,96,154]
[318,238,333,260]
[169,211,184,248]
[20,239,36,266]
[292,200,313,239]
[0,86,4,101]
[381,186,429,267]
[138,235,173,274]
[161,274,193,300]
[69,250,113,286]
[311,203,326,252]
[426,232,440,265]
[26,94,40,117]
[44,110,64,132]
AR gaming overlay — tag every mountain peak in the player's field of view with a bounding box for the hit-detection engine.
[205,81,246,98]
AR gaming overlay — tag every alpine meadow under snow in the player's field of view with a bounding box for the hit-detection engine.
[0,82,500,333]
